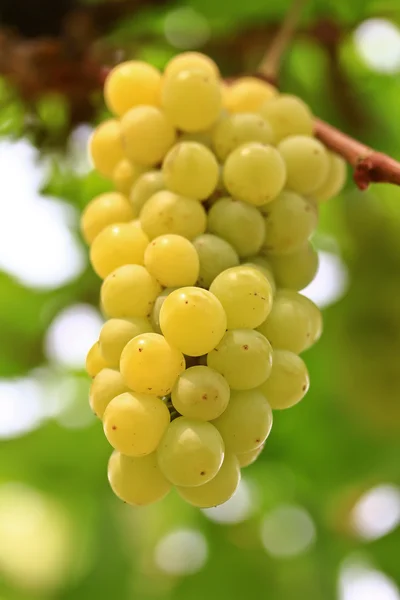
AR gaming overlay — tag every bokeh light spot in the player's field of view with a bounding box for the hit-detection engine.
[351,484,400,540]
[154,529,208,575]
[261,505,316,558]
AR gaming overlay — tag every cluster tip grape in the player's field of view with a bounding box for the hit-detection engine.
[83,51,345,509]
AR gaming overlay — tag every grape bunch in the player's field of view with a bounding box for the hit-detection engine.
[82,52,345,508]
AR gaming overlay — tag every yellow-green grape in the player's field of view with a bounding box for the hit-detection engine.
[243,256,276,293]
[162,68,222,132]
[260,191,318,255]
[104,391,170,456]
[164,52,220,79]
[157,417,224,487]
[223,77,277,113]
[212,389,273,453]
[120,106,176,166]
[81,192,134,245]
[160,287,227,356]
[193,234,239,288]
[86,341,108,377]
[88,119,125,178]
[112,159,147,196]
[237,444,264,468]
[290,290,323,349]
[108,451,171,506]
[162,141,219,200]
[151,288,176,333]
[259,349,309,410]
[278,135,329,195]
[259,94,314,143]
[120,332,185,396]
[101,264,161,318]
[207,197,265,257]
[268,242,319,291]
[140,190,207,240]
[312,152,347,202]
[223,143,286,206]
[144,234,200,287]
[104,60,162,117]
[212,113,273,161]
[99,317,153,368]
[207,329,273,390]
[177,453,240,507]
[179,129,214,148]
[209,265,273,329]
[129,170,164,217]
[89,368,129,418]
[90,222,149,279]
[257,290,318,354]
[171,365,230,421]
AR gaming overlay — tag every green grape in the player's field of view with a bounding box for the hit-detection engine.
[129,170,164,218]
[160,287,227,356]
[177,453,240,507]
[86,341,108,377]
[292,291,323,349]
[162,68,222,132]
[260,191,318,255]
[151,288,177,334]
[104,60,162,117]
[171,365,230,421]
[101,264,161,318]
[144,234,199,287]
[104,391,170,456]
[193,234,239,288]
[223,143,286,206]
[223,77,277,113]
[179,129,213,148]
[89,368,130,418]
[162,141,219,200]
[108,451,171,506]
[237,444,264,468]
[88,119,125,178]
[259,94,313,143]
[120,333,185,396]
[164,52,220,80]
[112,159,147,196]
[212,389,273,454]
[140,190,207,240]
[207,197,265,257]
[209,265,273,329]
[90,222,149,279]
[259,349,309,409]
[277,135,329,195]
[99,317,153,369]
[157,417,224,487]
[81,192,134,245]
[207,329,273,390]
[242,256,276,293]
[268,242,319,291]
[212,112,273,161]
[312,152,347,202]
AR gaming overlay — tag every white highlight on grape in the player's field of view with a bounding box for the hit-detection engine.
[45,304,104,368]
[339,560,400,600]
[0,378,43,439]
[302,250,348,309]
[351,484,400,541]
[202,479,254,524]
[164,7,210,49]
[354,19,400,74]
[154,529,208,575]
[261,504,316,558]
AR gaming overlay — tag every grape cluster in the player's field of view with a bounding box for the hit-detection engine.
[83,52,345,508]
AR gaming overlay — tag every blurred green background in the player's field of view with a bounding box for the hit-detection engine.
[0,0,400,599]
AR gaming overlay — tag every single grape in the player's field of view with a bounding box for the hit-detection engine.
[151,288,177,333]
[212,112,273,161]
[242,256,276,293]
[89,368,130,418]
[177,453,240,507]
[268,242,319,291]
[207,329,273,390]
[291,291,323,349]
[140,190,207,240]
[207,197,265,257]
[259,94,313,143]
[104,391,170,456]
[164,52,220,79]
[81,192,134,245]
[129,170,164,217]
[157,417,224,487]
[101,264,161,318]
[212,389,273,454]
[112,159,147,196]
[120,106,176,166]
[312,152,347,202]
[90,222,149,279]
[223,77,277,113]
[259,349,309,409]
[236,444,264,468]
[179,129,214,148]
[86,341,108,377]
[88,119,125,178]
[160,287,227,356]
[144,234,200,287]
[171,365,230,421]
[104,60,162,116]
[193,234,240,288]
[162,141,219,200]
[108,451,171,506]
[209,265,273,329]
[278,135,329,195]
[99,317,153,368]
[223,143,286,206]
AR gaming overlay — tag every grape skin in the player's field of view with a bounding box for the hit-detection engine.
[129,170,165,218]
[259,349,310,410]
[88,119,125,178]
[268,242,319,291]
[81,192,134,245]
[193,234,240,288]
[104,60,162,117]
[85,342,108,378]
[89,368,130,419]
[101,264,161,319]
[171,365,230,421]
[99,317,153,369]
